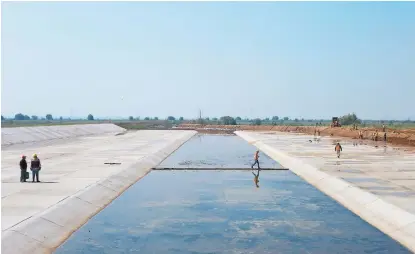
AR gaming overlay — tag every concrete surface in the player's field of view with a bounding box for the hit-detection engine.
[1,124,126,146]
[235,131,415,252]
[1,130,197,254]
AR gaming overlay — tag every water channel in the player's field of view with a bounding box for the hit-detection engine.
[55,134,410,253]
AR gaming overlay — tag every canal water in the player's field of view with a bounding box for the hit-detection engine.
[55,135,410,254]
[158,134,282,169]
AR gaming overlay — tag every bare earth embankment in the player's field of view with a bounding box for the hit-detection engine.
[178,124,415,148]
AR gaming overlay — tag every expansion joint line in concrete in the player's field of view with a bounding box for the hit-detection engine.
[9,229,46,245]
[3,194,73,232]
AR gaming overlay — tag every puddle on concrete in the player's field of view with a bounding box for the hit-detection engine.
[158,134,281,169]
[55,171,409,254]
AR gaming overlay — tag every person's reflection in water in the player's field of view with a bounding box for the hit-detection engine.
[252,169,260,188]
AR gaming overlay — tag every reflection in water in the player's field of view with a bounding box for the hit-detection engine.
[252,169,260,188]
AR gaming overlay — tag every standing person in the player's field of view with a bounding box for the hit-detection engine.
[30,154,41,182]
[384,132,387,142]
[251,150,260,170]
[19,155,27,182]
[335,143,343,158]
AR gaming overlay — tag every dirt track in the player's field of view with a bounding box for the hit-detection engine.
[178,124,415,148]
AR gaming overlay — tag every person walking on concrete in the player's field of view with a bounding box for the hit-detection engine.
[335,143,343,158]
[30,154,41,182]
[19,155,28,182]
[251,150,260,170]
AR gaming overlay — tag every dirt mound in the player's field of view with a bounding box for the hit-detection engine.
[178,124,415,147]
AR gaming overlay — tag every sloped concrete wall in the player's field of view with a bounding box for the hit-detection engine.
[1,124,126,146]
[1,130,197,254]
[235,131,415,252]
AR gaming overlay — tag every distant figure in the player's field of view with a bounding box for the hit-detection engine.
[384,132,387,142]
[252,169,260,188]
[30,154,41,182]
[335,143,343,158]
[19,155,27,183]
[382,124,386,132]
[251,150,260,170]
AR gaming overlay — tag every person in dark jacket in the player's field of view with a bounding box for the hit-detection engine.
[19,155,27,182]
[30,154,41,182]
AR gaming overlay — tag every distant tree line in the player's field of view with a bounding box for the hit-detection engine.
[3,112,413,127]
[1,113,96,121]
[126,116,185,122]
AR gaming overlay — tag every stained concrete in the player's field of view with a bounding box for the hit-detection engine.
[1,130,196,254]
[235,131,415,252]
[1,124,126,146]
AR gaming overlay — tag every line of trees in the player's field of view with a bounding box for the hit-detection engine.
[1,113,97,121]
[6,113,409,126]
[8,113,54,121]
[0,113,325,124]
[126,116,185,121]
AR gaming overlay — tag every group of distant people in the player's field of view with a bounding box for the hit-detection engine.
[19,154,42,182]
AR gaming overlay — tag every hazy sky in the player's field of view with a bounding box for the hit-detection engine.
[2,2,414,120]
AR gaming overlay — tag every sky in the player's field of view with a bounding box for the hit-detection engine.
[1,2,414,120]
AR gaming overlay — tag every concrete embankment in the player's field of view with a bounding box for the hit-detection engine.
[1,130,197,254]
[179,124,415,147]
[1,124,126,146]
[235,131,415,252]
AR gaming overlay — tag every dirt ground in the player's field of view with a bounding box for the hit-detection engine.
[178,124,415,148]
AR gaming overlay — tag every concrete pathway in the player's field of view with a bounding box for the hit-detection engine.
[236,131,415,252]
[1,130,195,233]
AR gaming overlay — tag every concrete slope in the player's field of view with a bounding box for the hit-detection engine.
[235,131,415,253]
[1,130,197,254]
[1,124,126,146]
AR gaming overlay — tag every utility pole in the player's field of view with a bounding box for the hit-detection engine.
[199,109,203,125]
